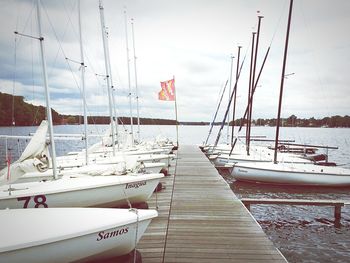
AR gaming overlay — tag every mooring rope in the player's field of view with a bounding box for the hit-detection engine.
[130,208,139,263]
[122,184,133,209]
[161,148,178,263]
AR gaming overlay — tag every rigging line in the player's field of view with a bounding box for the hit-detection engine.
[162,150,177,263]
[42,1,88,127]
[11,0,22,131]
[81,34,112,91]
[62,0,80,41]
[299,1,330,114]
[204,79,229,145]
[268,0,288,47]
[41,1,79,82]
[14,1,35,47]
[64,0,89,127]
[64,58,82,97]
[84,55,114,127]
[30,16,40,126]
[229,46,271,155]
[42,2,100,133]
[11,37,17,129]
[213,53,247,148]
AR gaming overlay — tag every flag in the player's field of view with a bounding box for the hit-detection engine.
[159,78,175,101]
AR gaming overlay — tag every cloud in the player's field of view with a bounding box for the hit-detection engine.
[1,0,349,123]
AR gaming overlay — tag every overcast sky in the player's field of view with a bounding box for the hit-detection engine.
[1,0,349,122]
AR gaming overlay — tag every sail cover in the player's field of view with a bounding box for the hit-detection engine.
[0,120,50,185]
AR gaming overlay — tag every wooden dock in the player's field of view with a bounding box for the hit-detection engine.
[137,145,287,263]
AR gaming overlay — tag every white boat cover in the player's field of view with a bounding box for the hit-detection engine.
[0,208,157,252]
[0,121,50,185]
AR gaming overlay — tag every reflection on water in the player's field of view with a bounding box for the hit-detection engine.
[1,125,350,262]
[221,170,350,263]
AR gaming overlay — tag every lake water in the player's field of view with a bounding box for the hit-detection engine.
[1,124,350,262]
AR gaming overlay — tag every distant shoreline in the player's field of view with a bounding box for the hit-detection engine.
[1,92,349,128]
[1,123,350,128]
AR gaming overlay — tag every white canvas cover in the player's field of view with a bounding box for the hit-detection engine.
[0,120,50,185]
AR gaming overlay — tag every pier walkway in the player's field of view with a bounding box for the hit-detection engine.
[137,145,287,263]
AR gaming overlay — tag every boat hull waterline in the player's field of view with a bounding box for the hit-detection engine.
[0,174,163,209]
[232,162,350,186]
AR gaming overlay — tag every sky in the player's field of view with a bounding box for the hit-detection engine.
[0,0,349,122]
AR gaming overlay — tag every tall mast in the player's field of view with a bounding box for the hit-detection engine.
[248,15,263,155]
[78,0,88,165]
[111,90,120,150]
[274,0,294,163]
[99,0,116,156]
[246,32,255,155]
[36,0,58,179]
[124,8,134,146]
[131,18,140,143]
[227,55,234,144]
[231,45,242,145]
[106,37,119,150]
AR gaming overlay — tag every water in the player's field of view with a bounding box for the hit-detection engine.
[1,124,350,262]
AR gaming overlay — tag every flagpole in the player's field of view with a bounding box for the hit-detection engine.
[173,75,179,147]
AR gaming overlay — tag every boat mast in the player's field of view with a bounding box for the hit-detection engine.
[36,0,58,179]
[110,83,120,150]
[99,0,116,156]
[214,56,246,148]
[124,8,134,146]
[78,0,88,165]
[229,46,270,155]
[247,15,263,155]
[274,0,294,164]
[227,55,234,144]
[131,18,140,143]
[205,80,229,146]
[231,45,242,145]
[246,32,255,155]
[107,45,119,150]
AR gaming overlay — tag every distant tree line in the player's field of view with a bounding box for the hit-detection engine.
[64,115,177,125]
[0,92,60,126]
[0,92,176,126]
[1,92,349,127]
[231,114,350,128]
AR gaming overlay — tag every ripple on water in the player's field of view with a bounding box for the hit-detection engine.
[228,179,350,263]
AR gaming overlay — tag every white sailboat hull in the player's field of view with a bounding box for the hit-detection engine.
[211,151,312,167]
[0,174,163,209]
[0,208,157,262]
[232,162,350,186]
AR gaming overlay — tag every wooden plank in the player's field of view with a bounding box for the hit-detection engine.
[241,198,345,206]
[137,145,287,263]
[241,197,345,226]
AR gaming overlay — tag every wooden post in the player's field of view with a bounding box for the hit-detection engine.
[334,204,342,226]
[241,198,344,226]
[173,75,179,147]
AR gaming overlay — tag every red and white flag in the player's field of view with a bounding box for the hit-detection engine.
[159,78,175,101]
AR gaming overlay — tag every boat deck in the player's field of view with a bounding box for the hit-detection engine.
[137,145,287,263]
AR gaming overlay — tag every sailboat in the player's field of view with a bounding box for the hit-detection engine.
[209,144,314,167]
[0,123,163,209]
[0,207,157,262]
[0,1,158,262]
[231,0,350,186]
[232,162,350,186]
[0,0,163,208]
[48,0,174,175]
